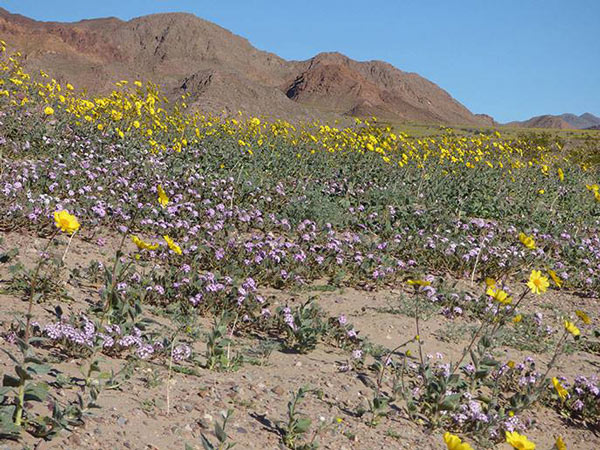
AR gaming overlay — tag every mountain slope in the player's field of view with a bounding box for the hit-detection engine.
[0,8,491,125]
[507,113,600,130]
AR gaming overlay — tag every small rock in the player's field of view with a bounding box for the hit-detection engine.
[68,434,82,445]
[117,416,128,426]
[271,385,285,396]
[197,418,210,430]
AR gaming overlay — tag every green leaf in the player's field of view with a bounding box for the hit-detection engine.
[24,382,48,402]
[2,374,20,387]
[0,386,14,397]
[27,362,51,375]
[200,434,215,450]
[475,369,490,379]
[214,420,227,442]
[440,393,462,411]
[0,404,16,421]
[0,348,21,365]
[15,365,33,382]
[295,416,311,433]
[480,357,499,367]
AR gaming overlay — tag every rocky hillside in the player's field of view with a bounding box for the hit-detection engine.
[0,8,492,125]
[507,113,600,130]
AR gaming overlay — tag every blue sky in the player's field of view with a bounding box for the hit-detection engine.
[1,0,598,122]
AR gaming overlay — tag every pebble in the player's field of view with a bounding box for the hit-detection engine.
[117,416,128,426]
[68,433,82,445]
[197,418,210,429]
[271,385,285,395]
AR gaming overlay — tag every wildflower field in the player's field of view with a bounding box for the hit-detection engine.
[0,43,599,449]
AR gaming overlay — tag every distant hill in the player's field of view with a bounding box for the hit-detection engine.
[507,112,600,130]
[557,113,600,129]
[0,7,493,126]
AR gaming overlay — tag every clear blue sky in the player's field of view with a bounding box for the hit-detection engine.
[1,0,598,122]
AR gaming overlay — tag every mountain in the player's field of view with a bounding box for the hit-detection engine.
[507,112,600,130]
[0,8,492,126]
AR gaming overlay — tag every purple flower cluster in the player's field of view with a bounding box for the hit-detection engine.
[40,315,175,360]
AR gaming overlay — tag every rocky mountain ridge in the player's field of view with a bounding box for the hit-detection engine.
[0,8,493,126]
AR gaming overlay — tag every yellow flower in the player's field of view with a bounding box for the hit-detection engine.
[485,277,496,288]
[486,286,512,305]
[505,431,536,450]
[507,360,516,369]
[586,184,599,192]
[443,432,474,450]
[564,320,580,337]
[53,210,80,234]
[538,189,545,195]
[575,310,591,325]
[44,106,54,115]
[163,235,182,255]
[513,314,522,323]
[518,232,536,250]
[555,436,566,450]
[552,377,568,401]
[547,269,562,288]
[157,185,169,208]
[494,289,512,305]
[407,279,431,286]
[557,167,564,182]
[527,270,549,295]
[131,235,159,251]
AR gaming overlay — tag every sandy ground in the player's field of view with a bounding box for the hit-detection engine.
[0,232,598,450]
